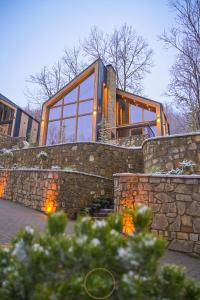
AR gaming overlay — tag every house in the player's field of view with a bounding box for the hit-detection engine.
[40,59,169,145]
[0,93,40,143]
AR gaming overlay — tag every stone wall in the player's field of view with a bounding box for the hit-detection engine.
[0,132,24,149]
[143,133,200,174]
[0,169,113,218]
[114,173,200,256]
[0,142,144,178]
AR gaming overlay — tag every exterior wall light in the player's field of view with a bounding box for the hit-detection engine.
[120,198,135,235]
[0,172,8,198]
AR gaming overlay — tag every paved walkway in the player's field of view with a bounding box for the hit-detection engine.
[0,200,200,281]
[0,199,73,245]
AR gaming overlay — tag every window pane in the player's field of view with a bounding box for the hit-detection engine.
[64,87,78,104]
[61,118,76,142]
[78,100,93,115]
[63,103,77,118]
[46,121,60,145]
[49,107,62,120]
[77,115,93,141]
[144,109,156,121]
[53,99,63,107]
[79,73,94,100]
[144,125,157,137]
[130,105,142,123]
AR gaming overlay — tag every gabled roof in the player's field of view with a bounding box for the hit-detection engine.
[116,88,163,107]
[42,58,104,109]
[0,93,40,123]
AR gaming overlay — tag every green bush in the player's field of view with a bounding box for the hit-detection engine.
[0,206,199,299]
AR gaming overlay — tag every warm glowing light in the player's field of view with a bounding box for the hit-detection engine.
[120,197,135,235]
[157,114,161,123]
[43,181,58,214]
[0,172,8,198]
[120,198,134,209]
[122,213,135,235]
[93,110,97,115]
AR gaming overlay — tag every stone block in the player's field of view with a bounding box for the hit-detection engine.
[155,192,175,203]
[160,202,176,213]
[154,183,165,192]
[149,177,161,184]
[190,233,199,241]
[149,203,161,213]
[89,155,94,162]
[177,202,185,215]
[166,162,174,170]
[176,194,192,201]
[186,202,200,216]
[175,184,193,195]
[165,183,175,192]
[188,143,197,150]
[193,218,200,233]
[177,232,188,240]
[181,215,192,227]
[151,214,168,230]
[139,177,149,183]
[169,216,181,231]
[168,239,193,253]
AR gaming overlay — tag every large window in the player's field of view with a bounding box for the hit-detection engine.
[46,73,94,145]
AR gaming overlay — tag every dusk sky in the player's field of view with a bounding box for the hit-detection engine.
[0,0,177,108]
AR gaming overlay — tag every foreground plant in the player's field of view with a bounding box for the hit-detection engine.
[0,206,199,299]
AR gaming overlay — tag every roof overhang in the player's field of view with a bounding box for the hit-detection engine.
[116,89,163,110]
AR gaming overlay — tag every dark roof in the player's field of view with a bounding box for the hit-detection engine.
[0,93,40,123]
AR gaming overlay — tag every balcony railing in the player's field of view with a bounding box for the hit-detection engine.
[115,120,156,138]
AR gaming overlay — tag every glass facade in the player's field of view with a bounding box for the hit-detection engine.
[130,105,142,123]
[46,73,94,145]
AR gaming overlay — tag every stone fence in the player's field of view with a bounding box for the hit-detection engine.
[0,142,144,178]
[0,169,113,218]
[0,132,24,149]
[114,173,200,256]
[143,132,200,174]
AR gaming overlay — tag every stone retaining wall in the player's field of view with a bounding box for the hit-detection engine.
[143,133,200,174]
[0,132,24,149]
[114,173,200,256]
[0,169,113,218]
[0,142,144,178]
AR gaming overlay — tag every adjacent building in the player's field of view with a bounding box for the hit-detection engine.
[0,93,40,143]
[38,59,169,145]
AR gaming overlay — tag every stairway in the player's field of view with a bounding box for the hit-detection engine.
[80,197,114,219]
[92,207,114,219]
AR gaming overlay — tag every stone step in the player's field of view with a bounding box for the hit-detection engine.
[92,209,114,218]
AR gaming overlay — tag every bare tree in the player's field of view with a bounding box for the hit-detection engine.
[26,61,65,107]
[160,0,200,130]
[62,46,86,81]
[82,26,108,63]
[83,24,153,93]
[164,103,188,134]
[26,24,153,108]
